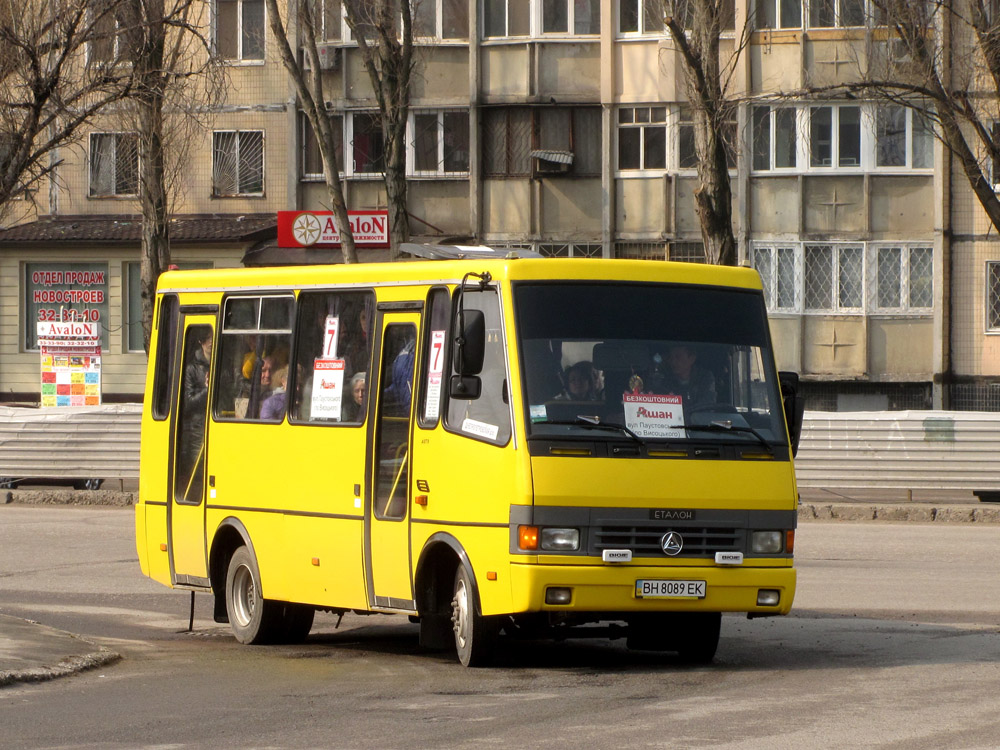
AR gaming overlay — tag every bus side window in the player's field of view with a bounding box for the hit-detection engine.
[290,290,374,424]
[151,295,179,420]
[214,295,294,422]
[445,288,512,446]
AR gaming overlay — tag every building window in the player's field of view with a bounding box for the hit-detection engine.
[411,111,470,175]
[538,242,603,257]
[668,241,706,263]
[752,106,797,171]
[213,130,264,196]
[349,112,385,175]
[311,0,342,41]
[810,104,861,168]
[90,2,132,64]
[483,0,529,37]
[756,0,802,29]
[125,262,212,352]
[535,107,602,176]
[542,0,600,34]
[415,0,469,38]
[614,241,665,259]
[215,0,265,61]
[875,105,934,169]
[618,106,667,171]
[301,113,343,179]
[809,0,865,27]
[24,263,110,351]
[89,133,138,197]
[619,0,664,34]
[989,262,1000,331]
[483,108,532,177]
[752,245,799,311]
[679,106,737,170]
[873,246,933,311]
[804,243,864,311]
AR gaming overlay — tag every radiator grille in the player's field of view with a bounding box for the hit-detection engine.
[592,525,742,557]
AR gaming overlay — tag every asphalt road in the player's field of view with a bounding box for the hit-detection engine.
[2,506,1000,749]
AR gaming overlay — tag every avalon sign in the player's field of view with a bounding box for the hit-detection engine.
[277,210,390,248]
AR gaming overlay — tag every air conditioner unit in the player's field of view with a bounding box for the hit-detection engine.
[316,43,341,71]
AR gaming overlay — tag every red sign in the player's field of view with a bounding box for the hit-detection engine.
[277,210,390,248]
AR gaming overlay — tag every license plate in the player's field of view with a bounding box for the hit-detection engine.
[635,579,707,599]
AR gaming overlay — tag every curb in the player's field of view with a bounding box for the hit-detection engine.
[3,490,135,506]
[0,649,122,688]
[798,503,1000,523]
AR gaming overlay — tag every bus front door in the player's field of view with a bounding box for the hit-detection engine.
[366,314,419,610]
[169,315,215,584]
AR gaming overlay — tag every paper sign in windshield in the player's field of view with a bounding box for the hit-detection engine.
[310,358,345,420]
[424,330,446,421]
[623,393,684,439]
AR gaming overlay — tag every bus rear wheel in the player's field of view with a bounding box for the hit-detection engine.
[225,546,283,644]
[450,565,499,667]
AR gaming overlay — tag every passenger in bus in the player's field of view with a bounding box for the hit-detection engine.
[345,372,366,422]
[663,345,716,413]
[555,361,602,401]
[259,366,288,421]
[179,329,212,484]
[383,335,415,414]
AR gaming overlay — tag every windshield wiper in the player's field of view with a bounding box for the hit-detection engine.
[671,420,774,453]
[535,415,646,446]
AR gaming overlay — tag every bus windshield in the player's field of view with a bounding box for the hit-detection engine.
[514,282,788,448]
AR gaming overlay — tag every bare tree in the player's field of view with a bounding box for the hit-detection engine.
[0,0,133,219]
[264,0,357,263]
[795,1,1000,233]
[344,0,413,258]
[109,0,226,350]
[662,0,748,266]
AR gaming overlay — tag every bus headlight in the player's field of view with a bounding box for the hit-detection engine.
[540,528,580,552]
[751,531,783,554]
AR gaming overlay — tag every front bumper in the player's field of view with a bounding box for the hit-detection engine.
[507,562,795,616]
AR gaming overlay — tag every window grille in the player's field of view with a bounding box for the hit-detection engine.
[614,241,665,260]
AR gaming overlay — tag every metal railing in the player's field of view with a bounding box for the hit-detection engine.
[795,411,1000,493]
[0,404,141,485]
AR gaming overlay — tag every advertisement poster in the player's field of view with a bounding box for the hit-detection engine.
[310,358,346,420]
[37,322,102,407]
[623,393,684,439]
[423,330,446,421]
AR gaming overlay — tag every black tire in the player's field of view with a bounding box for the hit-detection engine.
[73,478,103,491]
[450,565,499,667]
[674,612,721,664]
[224,546,284,644]
[280,604,315,644]
[627,612,721,664]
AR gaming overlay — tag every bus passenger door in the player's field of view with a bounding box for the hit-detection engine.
[366,313,419,610]
[169,314,215,583]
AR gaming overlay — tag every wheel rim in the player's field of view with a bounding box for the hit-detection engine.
[452,577,470,650]
[231,563,256,628]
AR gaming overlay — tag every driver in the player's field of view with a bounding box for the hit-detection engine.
[664,345,716,413]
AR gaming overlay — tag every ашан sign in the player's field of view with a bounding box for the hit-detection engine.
[278,210,389,248]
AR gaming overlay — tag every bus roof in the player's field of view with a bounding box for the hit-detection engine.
[155,257,763,295]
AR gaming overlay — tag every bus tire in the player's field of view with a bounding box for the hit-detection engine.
[450,565,498,667]
[674,612,721,664]
[280,604,315,644]
[225,546,283,645]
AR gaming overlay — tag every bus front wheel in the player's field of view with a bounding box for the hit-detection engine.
[225,546,283,644]
[450,566,499,667]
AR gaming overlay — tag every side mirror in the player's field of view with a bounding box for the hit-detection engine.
[778,371,806,457]
[454,308,485,376]
[450,374,482,400]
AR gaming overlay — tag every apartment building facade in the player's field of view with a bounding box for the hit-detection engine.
[0,0,996,410]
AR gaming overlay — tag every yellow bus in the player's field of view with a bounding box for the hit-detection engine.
[135,248,804,666]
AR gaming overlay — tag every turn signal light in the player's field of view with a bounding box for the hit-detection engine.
[785,530,795,554]
[518,525,539,550]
